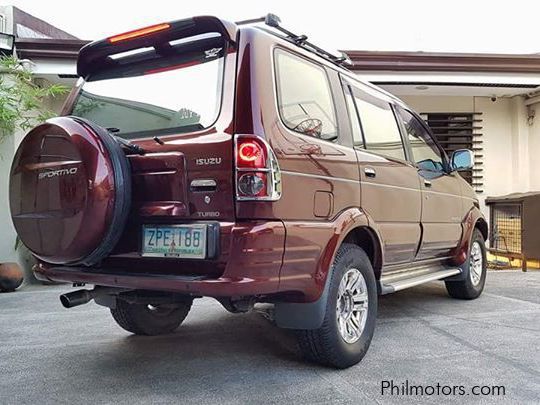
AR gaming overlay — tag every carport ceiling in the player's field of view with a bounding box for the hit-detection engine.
[346,50,540,97]
[371,82,540,97]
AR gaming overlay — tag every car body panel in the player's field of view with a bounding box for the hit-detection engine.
[416,171,465,260]
[11,18,487,306]
[35,220,285,297]
[356,149,422,266]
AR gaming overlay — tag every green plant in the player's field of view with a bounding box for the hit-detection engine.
[0,56,68,143]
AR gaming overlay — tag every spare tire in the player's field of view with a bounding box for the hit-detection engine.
[9,116,131,266]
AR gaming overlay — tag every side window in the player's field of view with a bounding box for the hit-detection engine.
[353,91,406,160]
[397,108,445,172]
[275,49,338,141]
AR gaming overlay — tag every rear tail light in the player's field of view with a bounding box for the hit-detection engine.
[238,172,266,196]
[237,141,266,168]
[235,135,282,201]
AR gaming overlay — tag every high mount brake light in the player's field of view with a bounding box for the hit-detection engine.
[108,23,171,43]
[235,135,282,201]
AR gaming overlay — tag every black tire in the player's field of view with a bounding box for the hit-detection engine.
[296,243,377,368]
[445,229,487,300]
[110,299,192,336]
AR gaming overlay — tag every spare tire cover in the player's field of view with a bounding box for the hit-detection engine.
[9,116,131,266]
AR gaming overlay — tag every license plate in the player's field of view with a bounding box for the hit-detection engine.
[142,224,207,259]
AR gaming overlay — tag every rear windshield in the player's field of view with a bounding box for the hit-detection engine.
[71,34,225,139]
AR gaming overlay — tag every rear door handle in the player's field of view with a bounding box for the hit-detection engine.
[190,179,217,192]
[364,167,376,178]
[424,179,432,187]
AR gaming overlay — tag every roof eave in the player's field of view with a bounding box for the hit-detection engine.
[343,50,540,74]
[15,38,89,60]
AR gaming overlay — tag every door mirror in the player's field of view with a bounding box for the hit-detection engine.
[451,149,474,171]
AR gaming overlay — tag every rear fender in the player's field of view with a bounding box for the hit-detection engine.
[275,207,377,329]
[447,206,488,281]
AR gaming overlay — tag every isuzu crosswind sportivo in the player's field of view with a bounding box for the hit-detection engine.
[9,14,488,368]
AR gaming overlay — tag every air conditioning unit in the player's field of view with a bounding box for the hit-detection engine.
[0,32,14,55]
[0,14,15,56]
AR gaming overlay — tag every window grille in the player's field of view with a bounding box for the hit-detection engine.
[421,112,483,193]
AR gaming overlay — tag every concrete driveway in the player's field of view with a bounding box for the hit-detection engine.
[1,270,539,404]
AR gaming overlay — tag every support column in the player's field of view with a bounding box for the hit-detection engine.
[509,96,530,192]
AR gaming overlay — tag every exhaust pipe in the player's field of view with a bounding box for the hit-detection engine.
[60,289,94,308]
[60,287,130,308]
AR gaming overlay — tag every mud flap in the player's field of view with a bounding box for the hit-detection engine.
[274,268,333,330]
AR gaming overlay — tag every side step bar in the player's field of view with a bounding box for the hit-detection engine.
[379,268,462,295]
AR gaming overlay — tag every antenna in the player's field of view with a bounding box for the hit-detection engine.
[236,14,352,69]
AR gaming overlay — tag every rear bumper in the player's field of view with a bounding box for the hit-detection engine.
[34,265,280,297]
[34,220,286,298]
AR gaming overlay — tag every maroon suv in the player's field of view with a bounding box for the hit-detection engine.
[9,15,488,368]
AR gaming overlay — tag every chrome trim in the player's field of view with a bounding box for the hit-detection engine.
[381,268,462,293]
[237,167,272,173]
[364,167,376,177]
[190,179,217,188]
[361,181,419,193]
[336,268,369,344]
[363,180,473,200]
[281,170,359,184]
[469,241,483,286]
[280,170,475,201]
[383,256,453,273]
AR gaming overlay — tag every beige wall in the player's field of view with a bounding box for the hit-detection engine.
[0,135,17,263]
[527,101,540,191]
[0,90,69,266]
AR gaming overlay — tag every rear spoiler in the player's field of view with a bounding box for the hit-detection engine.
[77,16,237,79]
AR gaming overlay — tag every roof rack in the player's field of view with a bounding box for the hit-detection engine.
[236,14,352,69]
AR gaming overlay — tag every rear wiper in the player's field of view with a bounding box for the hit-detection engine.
[107,128,146,155]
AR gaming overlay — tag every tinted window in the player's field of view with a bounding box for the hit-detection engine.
[275,50,337,140]
[72,50,224,138]
[397,108,445,172]
[353,92,405,160]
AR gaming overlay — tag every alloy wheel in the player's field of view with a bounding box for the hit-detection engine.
[336,268,369,344]
[469,241,484,286]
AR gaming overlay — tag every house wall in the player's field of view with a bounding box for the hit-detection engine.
[0,89,69,267]
[0,135,17,263]
[0,6,15,35]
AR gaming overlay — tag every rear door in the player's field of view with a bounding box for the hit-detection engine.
[67,18,237,223]
[267,49,361,296]
[344,81,422,265]
[395,107,463,260]
[266,49,361,221]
